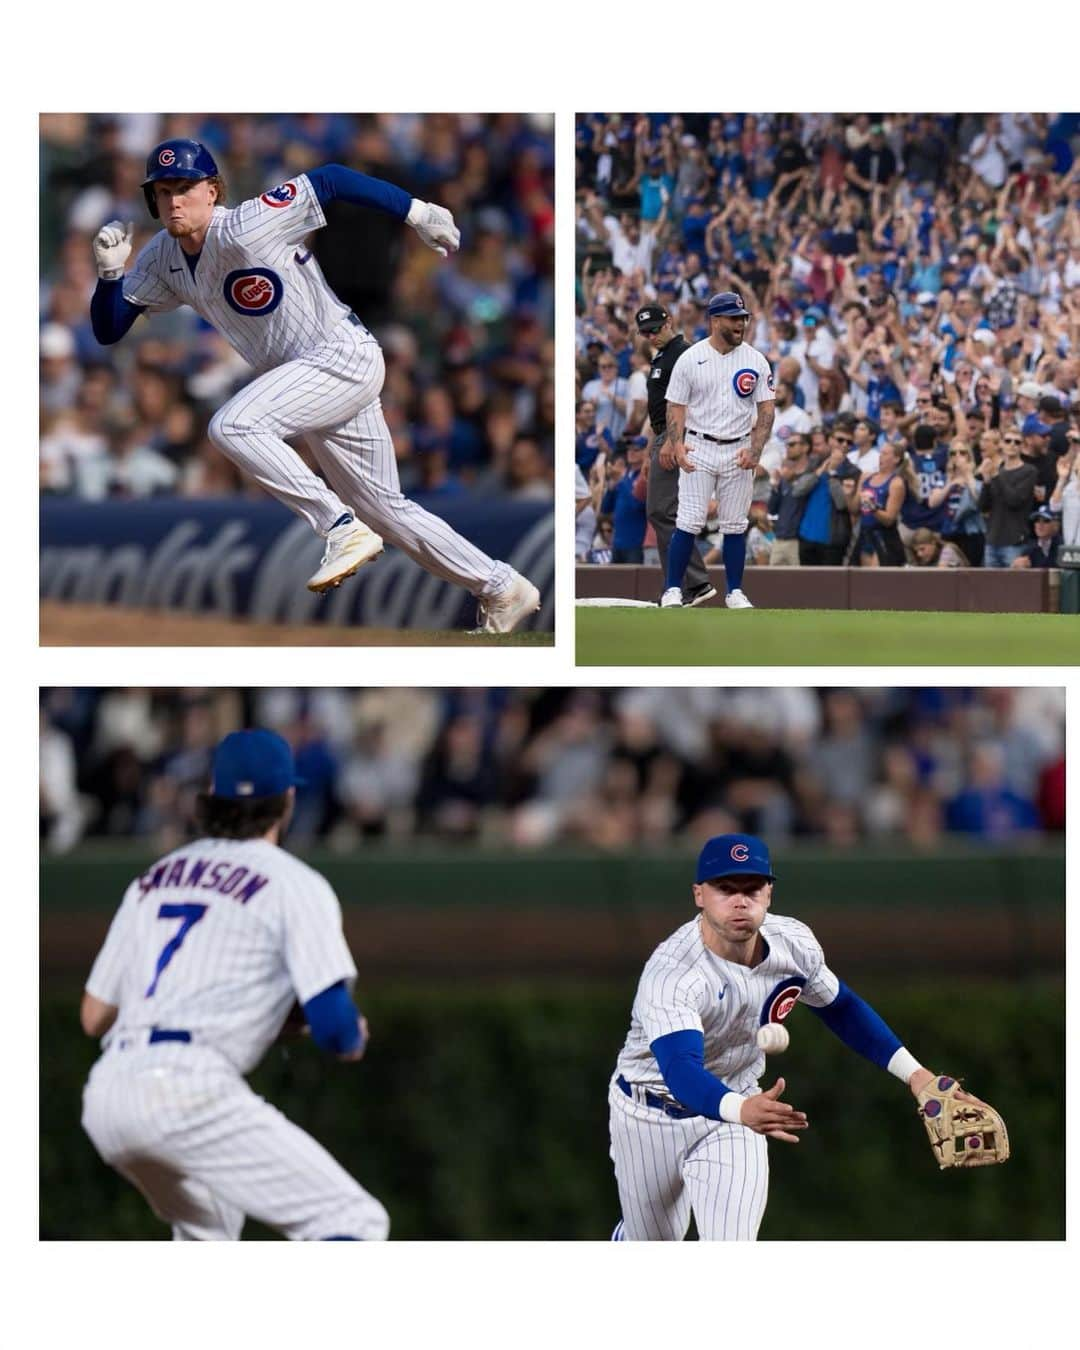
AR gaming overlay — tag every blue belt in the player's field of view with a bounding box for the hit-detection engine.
[616,1074,695,1119]
[687,428,743,446]
[149,1028,191,1044]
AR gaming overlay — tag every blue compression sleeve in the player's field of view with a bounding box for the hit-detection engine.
[650,1029,736,1119]
[302,980,363,1056]
[306,164,412,219]
[808,980,902,1068]
[90,278,144,345]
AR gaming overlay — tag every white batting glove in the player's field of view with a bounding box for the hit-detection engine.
[93,220,134,280]
[406,199,460,258]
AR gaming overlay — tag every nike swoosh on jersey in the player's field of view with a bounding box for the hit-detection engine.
[169,266,183,273]
[697,359,708,364]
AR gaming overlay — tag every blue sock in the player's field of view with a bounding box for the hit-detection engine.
[666,529,696,591]
[330,512,354,531]
[722,531,747,593]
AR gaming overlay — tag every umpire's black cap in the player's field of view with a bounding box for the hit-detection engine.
[635,305,670,334]
[706,290,751,319]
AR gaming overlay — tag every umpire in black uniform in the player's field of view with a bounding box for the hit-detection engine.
[636,305,716,605]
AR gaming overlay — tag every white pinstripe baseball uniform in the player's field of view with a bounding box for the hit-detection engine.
[81,836,389,1241]
[666,339,775,532]
[609,913,838,1241]
[121,174,513,599]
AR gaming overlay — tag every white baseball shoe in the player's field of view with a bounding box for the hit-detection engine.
[475,573,541,634]
[306,515,384,593]
[725,588,754,609]
[659,587,683,608]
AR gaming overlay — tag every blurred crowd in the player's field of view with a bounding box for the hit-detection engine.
[40,687,1064,856]
[575,114,1080,568]
[40,113,554,505]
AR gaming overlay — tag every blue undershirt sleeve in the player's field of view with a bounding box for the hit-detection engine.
[90,278,144,345]
[807,979,901,1068]
[302,979,363,1056]
[306,164,412,220]
[650,1029,736,1120]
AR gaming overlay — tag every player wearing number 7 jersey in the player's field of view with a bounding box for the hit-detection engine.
[89,138,539,633]
[80,729,389,1241]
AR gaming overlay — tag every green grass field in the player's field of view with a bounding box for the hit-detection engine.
[576,606,1080,665]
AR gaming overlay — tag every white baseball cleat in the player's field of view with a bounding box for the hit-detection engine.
[659,587,683,608]
[725,589,754,609]
[306,516,384,593]
[475,574,541,634]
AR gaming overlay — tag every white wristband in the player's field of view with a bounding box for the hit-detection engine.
[406,197,425,226]
[887,1047,922,1084]
[719,1091,748,1124]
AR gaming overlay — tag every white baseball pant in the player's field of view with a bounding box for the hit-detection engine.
[609,1080,768,1240]
[82,1044,389,1241]
[675,435,754,535]
[208,322,511,597]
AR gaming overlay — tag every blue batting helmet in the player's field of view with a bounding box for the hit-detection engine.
[696,833,776,883]
[706,290,751,319]
[141,139,220,218]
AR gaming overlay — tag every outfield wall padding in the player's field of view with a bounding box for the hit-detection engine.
[575,564,1058,613]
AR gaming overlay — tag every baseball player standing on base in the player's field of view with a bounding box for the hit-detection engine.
[89,138,539,633]
[609,833,1001,1240]
[80,729,390,1241]
[635,304,716,607]
[660,292,775,609]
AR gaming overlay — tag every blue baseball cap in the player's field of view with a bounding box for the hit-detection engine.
[696,833,776,883]
[210,729,303,800]
[706,290,750,319]
[1022,414,1051,437]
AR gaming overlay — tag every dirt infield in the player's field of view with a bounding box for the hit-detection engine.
[40,602,553,647]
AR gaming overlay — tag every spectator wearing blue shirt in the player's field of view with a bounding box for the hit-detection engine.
[927,441,986,567]
[946,744,1039,840]
[900,423,950,550]
[798,432,859,565]
[575,399,601,472]
[1011,507,1061,569]
[582,354,630,442]
[600,443,648,563]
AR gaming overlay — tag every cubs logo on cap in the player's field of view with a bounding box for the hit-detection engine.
[223,268,284,316]
[261,181,298,209]
[696,833,776,883]
[760,978,806,1025]
[733,368,758,398]
[159,147,177,167]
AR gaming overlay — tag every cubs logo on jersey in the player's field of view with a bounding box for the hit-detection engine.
[760,977,806,1024]
[223,268,284,316]
[733,368,759,398]
[261,182,299,208]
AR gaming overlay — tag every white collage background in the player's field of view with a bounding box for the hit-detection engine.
[19,2,1075,1346]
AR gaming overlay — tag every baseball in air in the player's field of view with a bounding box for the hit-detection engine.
[756,1023,790,1054]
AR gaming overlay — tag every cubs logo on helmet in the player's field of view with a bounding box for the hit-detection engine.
[730,843,750,862]
[733,368,759,398]
[760,977,806,1025]
[261,182,298,208]
[223,268,284,317]
[158,148,177,167]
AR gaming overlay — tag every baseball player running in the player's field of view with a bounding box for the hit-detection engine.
[80,729,390,1241]
[635,304,716,607]
[89,138,539,633]
[609,833,1007,1241]
[660,292,775,609]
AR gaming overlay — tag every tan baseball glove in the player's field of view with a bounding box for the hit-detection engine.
[916,1074,1009,1170]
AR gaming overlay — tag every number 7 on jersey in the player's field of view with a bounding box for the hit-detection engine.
[145,903,208,997]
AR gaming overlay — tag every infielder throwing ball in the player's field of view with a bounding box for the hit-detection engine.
[80,729,390,1241]
[660,292,775,609]
[89,138,539,633]
[609,833,1008,1241]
